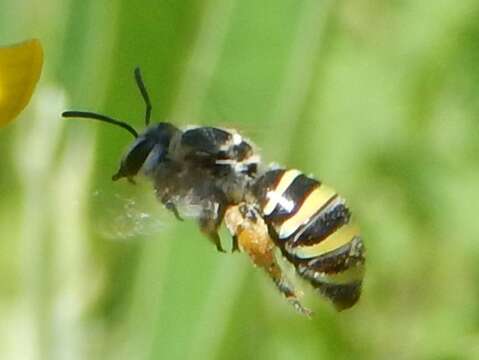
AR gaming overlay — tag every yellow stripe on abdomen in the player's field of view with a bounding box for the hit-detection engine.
[289,223,360,259]
[313,263,365,285]
[277,185,336,239]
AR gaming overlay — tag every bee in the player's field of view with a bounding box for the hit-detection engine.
[63,68,364,315]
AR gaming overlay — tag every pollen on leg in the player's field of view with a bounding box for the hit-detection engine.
[224,203,311,316]
[224,204,273,266]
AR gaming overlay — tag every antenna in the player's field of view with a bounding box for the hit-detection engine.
[134,67,152,126]
[62,111,139,138]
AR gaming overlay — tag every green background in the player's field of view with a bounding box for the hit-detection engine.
[1,0,479,359]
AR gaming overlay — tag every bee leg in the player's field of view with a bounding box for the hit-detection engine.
[199,188,228,253]
[198,204,226,253]
[231,235,240,252]
[229,204,312,316]
[244,247,311,316]
[159,194,184,221]
[208,231,226,253]
[199,218,226,253]
[164,201,184,221]
[267,265,313,317]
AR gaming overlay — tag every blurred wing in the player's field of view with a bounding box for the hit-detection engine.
[0,39,43,127]
[92,191,166,241]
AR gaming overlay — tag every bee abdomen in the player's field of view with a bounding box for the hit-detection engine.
[253,169,365,310]
[295,237,365,310]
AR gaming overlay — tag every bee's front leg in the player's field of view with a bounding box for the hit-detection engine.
[159,194,184,221]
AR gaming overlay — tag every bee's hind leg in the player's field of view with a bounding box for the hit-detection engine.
[267,263,312,317]
[224,204,312,316]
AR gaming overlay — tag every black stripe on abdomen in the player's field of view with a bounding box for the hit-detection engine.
[265,174,318,223]
[292,198,351,247]
[313,281,362,311]
[295,236,365,274]
[294,236,365,310]
[252,169,286,207]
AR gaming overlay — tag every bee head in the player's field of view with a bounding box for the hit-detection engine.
[111,122,180,181]
[62,67,180,182]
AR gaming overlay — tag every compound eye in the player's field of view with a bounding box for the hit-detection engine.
[142,144,167,176]
[112,137,154,181]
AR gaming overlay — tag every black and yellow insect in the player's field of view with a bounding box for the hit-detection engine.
[252,169,364,311]
[63,68,365,316]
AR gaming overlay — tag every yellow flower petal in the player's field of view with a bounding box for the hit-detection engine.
[0,39,43,127]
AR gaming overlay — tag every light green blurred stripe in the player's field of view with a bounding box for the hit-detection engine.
[13,87,66,360]
[51,125,96,360]
[265,0,333,163]
[185,257,247,360]
[170,0,238,124]
[64,0,120,106]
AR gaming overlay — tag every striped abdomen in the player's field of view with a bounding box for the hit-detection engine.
[252,169,365,310]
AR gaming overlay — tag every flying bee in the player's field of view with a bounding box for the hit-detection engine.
[62,68,364,315]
